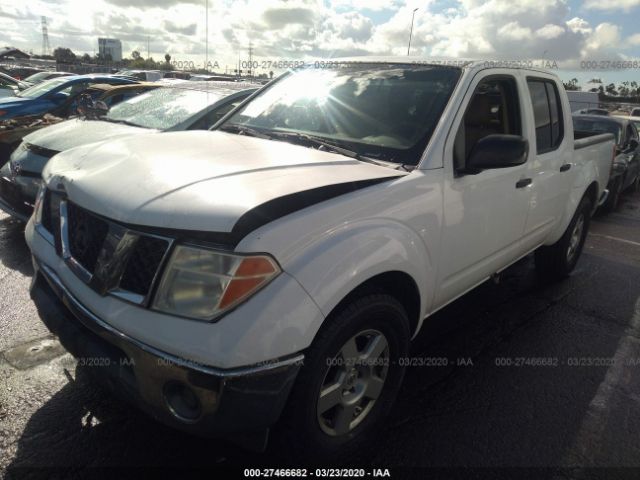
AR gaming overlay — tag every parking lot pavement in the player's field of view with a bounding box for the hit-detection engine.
[2,192,640,476]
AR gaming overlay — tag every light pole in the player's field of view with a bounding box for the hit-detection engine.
[205,0,209,71]
[407,8,418,56]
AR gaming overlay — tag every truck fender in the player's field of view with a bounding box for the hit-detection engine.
[546,163,598,245]
[284,218,434,338]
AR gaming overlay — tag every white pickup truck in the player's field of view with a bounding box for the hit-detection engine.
[26,59,614,457]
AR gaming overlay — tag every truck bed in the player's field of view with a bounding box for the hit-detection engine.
[574,131,615,206]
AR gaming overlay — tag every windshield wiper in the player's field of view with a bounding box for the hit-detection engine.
[218,123,272,139]
[268,131,389,167]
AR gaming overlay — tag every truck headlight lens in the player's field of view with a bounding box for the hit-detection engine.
[33,182,46,224]
[152,245,281,321]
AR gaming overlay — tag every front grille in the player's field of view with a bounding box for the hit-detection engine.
[67,202,109,273]
[39,191,173,303]
[41,190,61,235]
[119,236,169,296]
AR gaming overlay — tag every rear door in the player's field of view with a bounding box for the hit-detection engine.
[436,70,532,307]
[521,76,575,250]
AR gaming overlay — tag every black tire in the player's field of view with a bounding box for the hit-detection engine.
[632,173,640,193]
[602,176,622,213]
[535,195,592,280]
[275,293,410,463]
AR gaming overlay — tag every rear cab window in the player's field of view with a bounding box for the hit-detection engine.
[527,78,564,154]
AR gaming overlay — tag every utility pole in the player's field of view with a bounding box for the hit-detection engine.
[407,8,418,56]
[205,0,209,71]
[248,41,253,78]
[147,36,150,59]
[41,17,51,57]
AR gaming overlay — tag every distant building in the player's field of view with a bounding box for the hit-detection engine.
[98,38,122,62]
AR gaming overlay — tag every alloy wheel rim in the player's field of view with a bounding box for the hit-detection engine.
[317,329,390,436]
[567,214,585,262]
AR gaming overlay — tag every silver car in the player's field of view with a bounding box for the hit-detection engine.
[0,81,257,221]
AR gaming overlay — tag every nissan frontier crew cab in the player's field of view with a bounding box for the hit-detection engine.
[26,59,615,458]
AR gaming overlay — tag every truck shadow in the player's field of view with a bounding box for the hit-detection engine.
[0,216,32,277]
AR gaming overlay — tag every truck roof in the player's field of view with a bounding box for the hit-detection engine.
[330,56,559,76]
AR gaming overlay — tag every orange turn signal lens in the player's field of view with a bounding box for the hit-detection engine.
[218,256,279,310]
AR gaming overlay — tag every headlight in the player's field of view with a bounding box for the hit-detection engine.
[33,183,46,224]
[152,245,281,321]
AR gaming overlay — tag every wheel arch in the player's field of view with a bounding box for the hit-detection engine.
[584,180,599,214]
[323,271,422,338]
[546,179,599,245]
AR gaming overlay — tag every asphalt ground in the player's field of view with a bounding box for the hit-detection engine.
[1,190,640,479]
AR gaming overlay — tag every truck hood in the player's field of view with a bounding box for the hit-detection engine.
[44,130,405,237]
[23,118,152,156]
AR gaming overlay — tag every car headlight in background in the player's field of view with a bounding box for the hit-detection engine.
[152,245,281,321]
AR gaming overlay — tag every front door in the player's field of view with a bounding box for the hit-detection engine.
[435,71,532,308]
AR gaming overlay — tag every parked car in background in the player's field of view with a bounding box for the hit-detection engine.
[0,74,137,121]
[0,81,257,220]
[0,71,29,97]
[0,65,43,81]
[115,69,165,82]
[0,82,161,169]
[574,114,640,211]
[22,71,74,86]
[163,71,191,80]
[575,108,610,116]
[189,74,238,82]
[631,107,640,117]
[0,78,146,166]
[26,60,614,457]
[616,114,640,131]
[75,82,160,112]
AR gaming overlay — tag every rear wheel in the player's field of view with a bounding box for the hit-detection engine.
[632,172,640,193]
[535,195,592,280]
[276,294,410,462]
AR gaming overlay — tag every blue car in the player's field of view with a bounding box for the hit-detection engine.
[0,75,138,121]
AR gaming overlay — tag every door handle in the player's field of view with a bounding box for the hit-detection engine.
[560,163,572,172]
[515,178,532,189]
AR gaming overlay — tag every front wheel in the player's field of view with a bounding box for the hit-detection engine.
[535,196,592,280]
[275,294,410,462]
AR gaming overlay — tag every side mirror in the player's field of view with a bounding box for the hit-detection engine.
[465,134,529,174]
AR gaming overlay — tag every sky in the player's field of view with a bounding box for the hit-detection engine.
[0,0,639,86]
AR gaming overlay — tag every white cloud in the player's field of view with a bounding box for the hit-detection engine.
[499,22,533,41]
[536,24,564,39]
[330,0,401,11]
[566,17,592,35]
[0,0,635,79]
[584,23,622,52]
[584,0,640,11]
